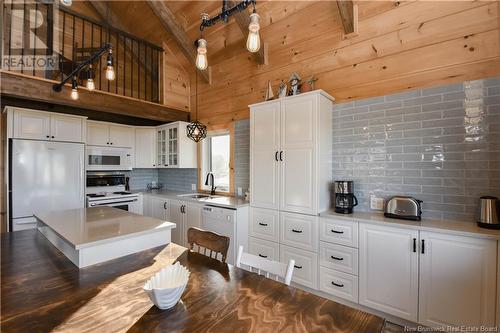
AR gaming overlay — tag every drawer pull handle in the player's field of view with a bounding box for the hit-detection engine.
[258,222,268,226]
[258,254,268,258]
[331,229,344,234]
[294,265,302,269]
[291,229,303,233]
[331,282,344,288]
[331,256,344,261]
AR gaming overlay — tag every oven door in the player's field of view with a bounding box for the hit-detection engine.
[86,147,132,171]
[88,197,141,213]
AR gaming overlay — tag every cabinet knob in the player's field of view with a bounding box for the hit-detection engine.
[331,281,344,288]
[46,135,50,138]
[331,229,344,234]
[291,229,303,233]
[110,142,113,145]
[51,136,55,139]
[294,265,303,269]
[331,256,344,261]
[258,254,267,258]
[258,222,268,226]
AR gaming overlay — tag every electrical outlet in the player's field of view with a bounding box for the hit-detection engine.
[370,196,384,210]
[191,184,196,191]
[237,187,242,196]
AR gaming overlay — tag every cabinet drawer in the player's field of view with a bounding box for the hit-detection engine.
[280,212,318,252]
[319,242,358,275]
[249,208,279,242]
[280,244,318,289]
[319,267,358,303]
[248,237,280,261]
[320,218,358,248]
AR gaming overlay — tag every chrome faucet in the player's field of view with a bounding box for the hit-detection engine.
[205,172,217,195]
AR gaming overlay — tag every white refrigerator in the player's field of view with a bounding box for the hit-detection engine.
[9,139,85,231]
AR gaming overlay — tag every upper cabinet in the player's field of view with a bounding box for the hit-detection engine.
[135,128,157,168]
[87,121,134,148]
[249,91,334,215]
[11,108,86,143]
[156,122,196,168]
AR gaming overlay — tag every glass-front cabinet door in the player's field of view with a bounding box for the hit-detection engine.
[168,126,178,167]
[157,127,167,167]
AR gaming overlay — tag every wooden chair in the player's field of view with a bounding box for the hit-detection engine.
[187,227,230,263]
[235,245,295,286]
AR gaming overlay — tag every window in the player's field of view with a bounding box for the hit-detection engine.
[201,132,231,193]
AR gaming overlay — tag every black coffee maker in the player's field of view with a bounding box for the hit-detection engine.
[334,180,358,214]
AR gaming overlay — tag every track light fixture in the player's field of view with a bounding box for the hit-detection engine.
[196,0,260,70]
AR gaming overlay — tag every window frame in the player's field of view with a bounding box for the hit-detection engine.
[198,125,234,195]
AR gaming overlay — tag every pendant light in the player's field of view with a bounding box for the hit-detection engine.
[246,12,261,53]
[105,49,115,80]
[86,64,95,91]
[70,77,78,100]
[187,71,207,142]
[195,38,208,71]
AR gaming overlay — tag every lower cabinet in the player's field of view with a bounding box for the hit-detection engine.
[280,244,318,289]
[319,266,358,303]
[248,237,280,261]
[169,200,201,247]
[418,231,496,327]
[359,223,419,322]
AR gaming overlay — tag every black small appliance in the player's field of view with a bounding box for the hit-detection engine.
[334,180,358,214]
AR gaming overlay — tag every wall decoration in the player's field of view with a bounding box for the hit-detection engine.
[278,81,287,98]
[288,72,301,96]
[301,76,318,92]
[265,81,274,100]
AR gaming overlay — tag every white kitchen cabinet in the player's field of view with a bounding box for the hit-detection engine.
[169,200,201,247]
[280,244,318,289]
[359,223,419,322]
[50,115,85,143]
[11,108,85,142]
[156,122,196,168]
[249,207,280,243]
[249,100,280,210]
[249,91,333,215]
[135,128,157,168]
[87,122,110,146]
[418,231,496,328]
[279,212,318,252]
[151,197,169,221]
[87,121,133,148]
[248,237,280,261]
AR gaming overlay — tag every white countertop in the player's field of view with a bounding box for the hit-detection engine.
[35,207,176,249]
[136,189,249,209]
[320,210,500,240]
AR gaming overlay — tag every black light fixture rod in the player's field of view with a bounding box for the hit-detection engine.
[200,0,256,31]
[52,43,112,92]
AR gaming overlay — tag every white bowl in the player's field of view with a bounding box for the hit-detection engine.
[143,262,190,310]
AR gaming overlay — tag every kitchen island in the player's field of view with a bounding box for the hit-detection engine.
[35,207,175,268]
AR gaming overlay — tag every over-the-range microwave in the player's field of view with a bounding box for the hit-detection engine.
[86,146,132,171]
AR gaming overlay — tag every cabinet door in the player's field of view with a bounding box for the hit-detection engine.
[143,195,152,217]
[167,126,179,167]
[151,197,168,220]
[50,115,84,142]
[169,200,184,245]
[359,223,419,322]
[185,203,202,247]
[87,122,110,146]
[135,128,156,168]
[280,95,317,214]
[109,124,134,148]
[157,128,168,168]
[250,101,280,210]
[13,110,50,140]
[419,232,496,327]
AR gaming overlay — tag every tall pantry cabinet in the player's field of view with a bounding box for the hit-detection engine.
[249,90,334,289]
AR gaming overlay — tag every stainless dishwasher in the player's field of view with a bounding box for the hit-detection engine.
[201,205,237,264]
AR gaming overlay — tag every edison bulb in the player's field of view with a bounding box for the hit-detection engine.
[246,31,260,53]
[247,12,261,53]
[105,66,115,81]
[86,78,95,91]
[196,39,208,70]
[70,88,78,100]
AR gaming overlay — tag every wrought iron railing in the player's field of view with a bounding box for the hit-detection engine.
[2,1,162,103]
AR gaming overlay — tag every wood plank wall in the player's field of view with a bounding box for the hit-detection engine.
[190,1,500,127]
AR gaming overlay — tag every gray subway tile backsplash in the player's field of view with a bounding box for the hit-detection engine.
[332,76,500,222]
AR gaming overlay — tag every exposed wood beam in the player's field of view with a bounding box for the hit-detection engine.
[146,0,211,84]
[336,1,358,38]
[0,71,189,122]
[228,1,267,65]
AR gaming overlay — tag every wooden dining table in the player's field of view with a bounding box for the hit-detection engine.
[1,230,385,333]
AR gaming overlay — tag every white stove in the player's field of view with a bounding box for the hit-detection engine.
[86,173,142,214]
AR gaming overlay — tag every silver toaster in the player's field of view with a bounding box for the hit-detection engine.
[384,196,423,221]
